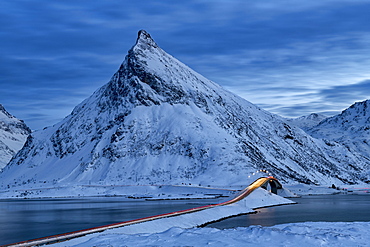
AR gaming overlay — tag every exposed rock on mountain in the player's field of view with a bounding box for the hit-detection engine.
[0,104,31,169]
[287,113,327,131]
[0,31,368,190]
[308,100,370,170]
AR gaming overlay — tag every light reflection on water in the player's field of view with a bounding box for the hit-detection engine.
[0,197,223,245]
[1,194,369,245]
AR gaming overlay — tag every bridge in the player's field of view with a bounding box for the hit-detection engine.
[260,176,283,195]
[4,176,283,247]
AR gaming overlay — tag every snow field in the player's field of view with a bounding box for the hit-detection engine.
[54,222,370,247]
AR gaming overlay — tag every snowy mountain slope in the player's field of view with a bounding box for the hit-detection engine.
[308,100,370,167]
[0,104,31,169]
[0,30,369,191]
[286,113,327,131]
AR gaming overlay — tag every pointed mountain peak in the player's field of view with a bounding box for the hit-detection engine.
[113,29,223,109]
[134,30,158,50]
[0,104,14,119]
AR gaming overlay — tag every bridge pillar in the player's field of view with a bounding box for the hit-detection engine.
[269,180,278,194]
[258,177,282,195]
[261,183,268,190]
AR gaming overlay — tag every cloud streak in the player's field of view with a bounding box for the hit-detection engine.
[2,1,370,129]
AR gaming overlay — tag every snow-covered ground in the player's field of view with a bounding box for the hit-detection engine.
[2,181,368,246]
[53,222,370,247]
[285,183,370,195]
[1,181,365,199]
[0,173,290,199]
[1,179,366,199]
[3,183,368,246]
[0,184,241,199]
[47,187,370,247]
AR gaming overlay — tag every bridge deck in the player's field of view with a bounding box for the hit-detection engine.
[3,176,281,247]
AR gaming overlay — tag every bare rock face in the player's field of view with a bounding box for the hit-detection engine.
[308,100,370,178]
[0,104,31,169]
[1,30,369,190]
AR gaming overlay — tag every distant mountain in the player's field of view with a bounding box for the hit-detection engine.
[308,100,370,167]
[287,113,327,131]
[0,104,31,169]
[0,30,368,191]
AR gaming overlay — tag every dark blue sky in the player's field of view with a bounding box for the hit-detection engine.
[2,1,370,130]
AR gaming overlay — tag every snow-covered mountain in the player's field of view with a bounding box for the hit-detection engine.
[287,113,327,131]
[308,100,370,165]
[0,104,31,169]
[0,30,368,190]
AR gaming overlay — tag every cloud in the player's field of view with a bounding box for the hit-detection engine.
[319,80,370,103]
[2,1,370,129]
[269,79,370,118]
[199,29,370,118]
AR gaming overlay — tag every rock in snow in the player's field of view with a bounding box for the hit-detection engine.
[0,104,30,170]
[0,30,369,191]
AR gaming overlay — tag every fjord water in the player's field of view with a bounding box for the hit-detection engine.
[0,197,223,245]
[1,194,370,245]
[207,194,370,228]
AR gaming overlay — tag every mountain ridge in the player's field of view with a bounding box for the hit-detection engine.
[308,100,370,166]
[287,113,328,131]
[0,31,369,192]
[0,104,31,169]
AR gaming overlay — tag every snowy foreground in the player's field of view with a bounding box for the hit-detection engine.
[46,186,370,247]
[51,188,294,246]
[53,222,370,247]
[6,183,368,246]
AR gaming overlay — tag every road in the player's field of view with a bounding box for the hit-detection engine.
[3,176,281,247]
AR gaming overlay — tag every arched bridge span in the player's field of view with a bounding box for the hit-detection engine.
[7,176,283,247]
[259,176,283,194]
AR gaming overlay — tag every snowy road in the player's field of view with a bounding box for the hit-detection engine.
[4,176,290,247]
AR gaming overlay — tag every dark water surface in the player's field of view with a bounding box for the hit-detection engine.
[207,194,370,229]
[0,197,222,245]
[1,194,369,245]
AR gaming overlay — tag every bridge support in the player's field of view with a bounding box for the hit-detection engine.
[269,180,278,194]
[260,177,282,195]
